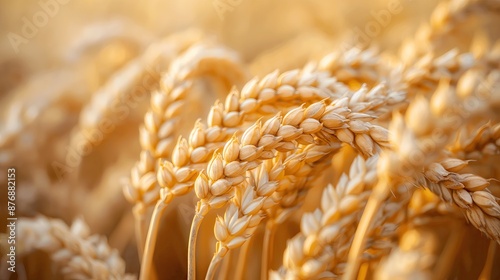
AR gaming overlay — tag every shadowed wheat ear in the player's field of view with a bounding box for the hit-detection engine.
[399,0,496,64]
[125,42,247,260]
[318,48,392,88]
[68,30,202,166]
[274,155,407,279]
[450,122,500,159]
[345,78,500,279]
[420,158,500,243]
[17,216,134,280]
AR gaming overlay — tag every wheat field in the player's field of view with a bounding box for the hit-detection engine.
[1,0,500,279]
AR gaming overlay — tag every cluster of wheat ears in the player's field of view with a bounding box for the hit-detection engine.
[1,0,500,279]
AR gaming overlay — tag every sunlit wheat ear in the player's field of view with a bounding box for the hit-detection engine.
[345,74,500,279]
[135,43,248,280]
[18,216,135,280]
[155,64,405,212]
[155,69,347,207]
[123,42,245,264]
[344,83,456,280]
[208,183,267,280]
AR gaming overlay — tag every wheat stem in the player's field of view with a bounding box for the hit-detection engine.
[344,176,390,280]
[219,249,232,280]
[133,204,146,261]
[479,240,498,280]
[261,220,276,280]
[188,202,209,280]
[433,220,465,280]
[235,240,251,279]
[206,250,225,280]
[140,200,168,280]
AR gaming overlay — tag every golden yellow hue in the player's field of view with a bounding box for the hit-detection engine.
[1,0,499,279]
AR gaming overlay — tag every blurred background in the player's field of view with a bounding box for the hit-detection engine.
[1,0,498,279]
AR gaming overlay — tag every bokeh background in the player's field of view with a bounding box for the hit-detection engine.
[1,0,499,279]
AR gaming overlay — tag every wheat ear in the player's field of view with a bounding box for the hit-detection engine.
[17,216,134,280]
[151,70,389,279]
[421,159,500,242]
[126,43,246,259]
[275,156,377,279]
[451,122,500,159]
[189,97,390,278]
[137,44,247,280]
[69,31,201,166]
[155,63,406,225]
[345,74,499,279]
